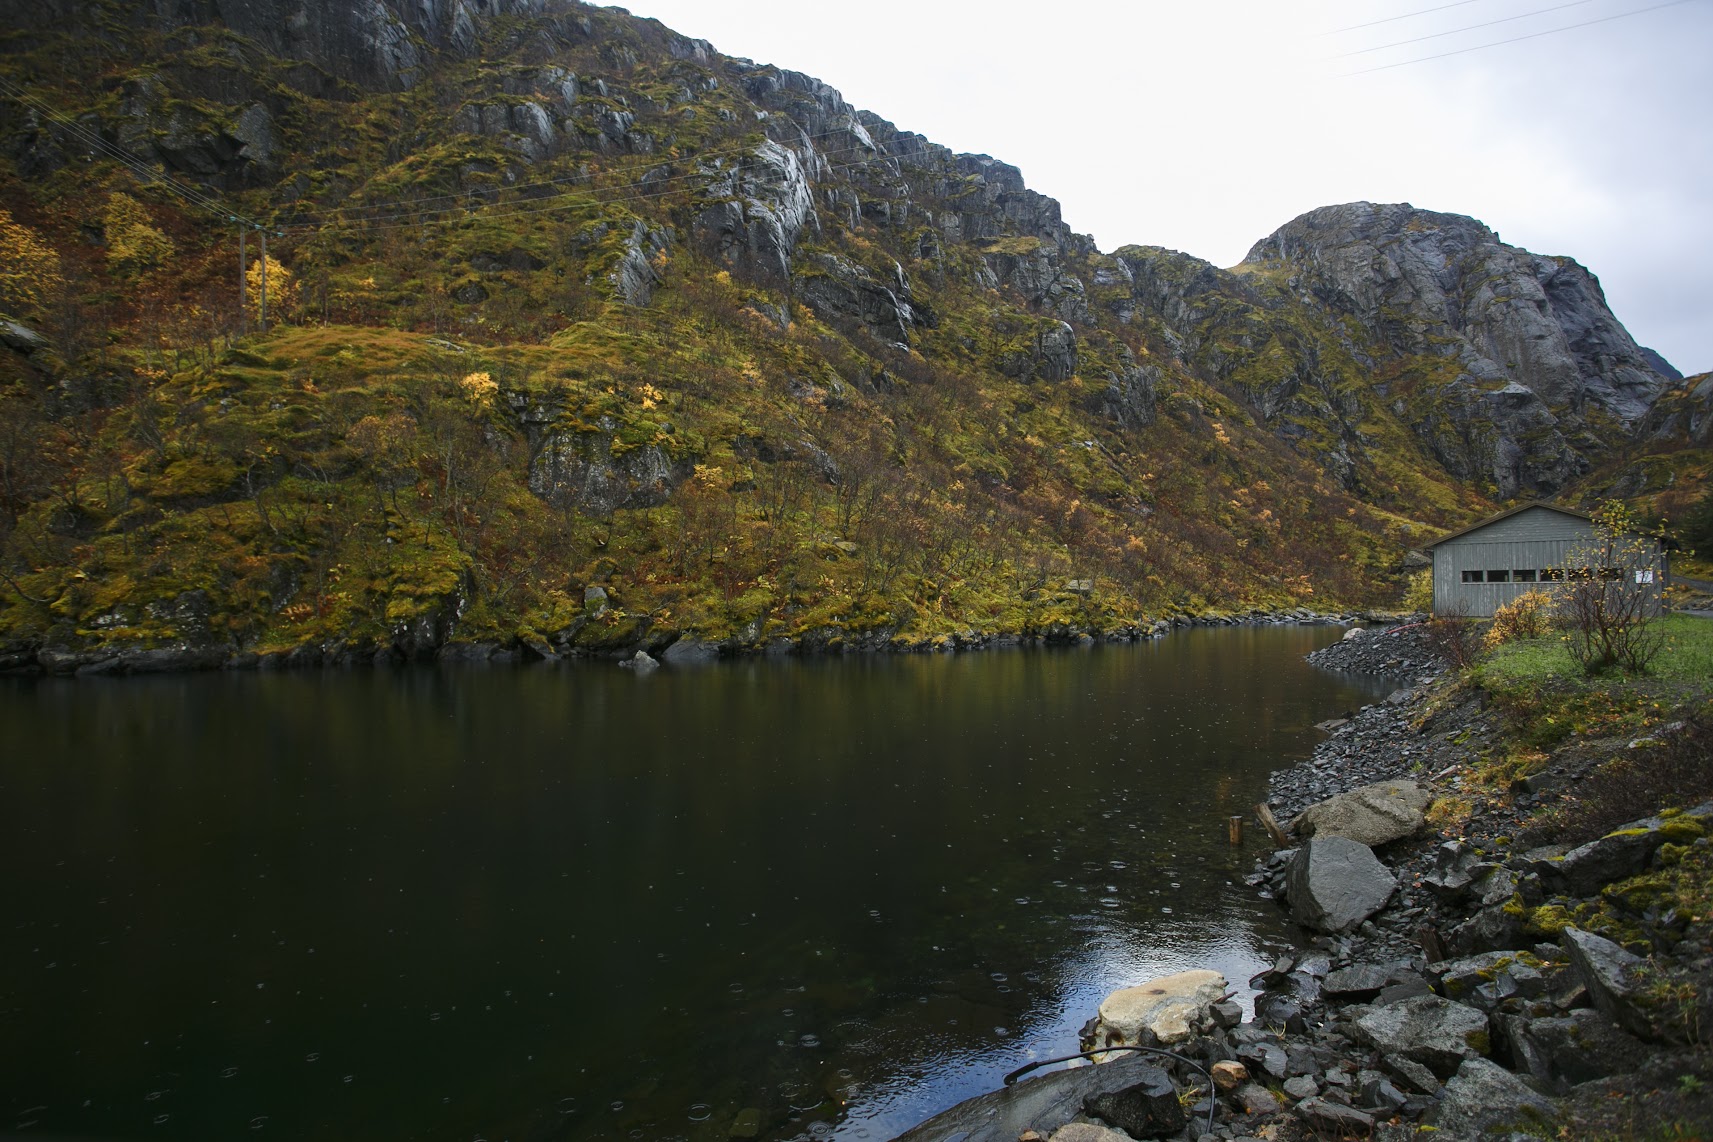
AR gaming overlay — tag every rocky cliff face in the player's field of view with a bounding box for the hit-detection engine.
[1245,203,1669,425]
[1100,205,1679,499]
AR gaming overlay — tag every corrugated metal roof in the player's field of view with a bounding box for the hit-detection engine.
[1422,501,1593,549]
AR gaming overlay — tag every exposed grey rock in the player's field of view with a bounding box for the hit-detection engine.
[1230,1082,1280,1117]
[1292,1097,1374,1136]
[1430,1057,1557,1138]
[1448,901,1530,957]
[1281,1075,1317,1100]
[796,254,926,346]
[1085,356,1159,430]
[1084,1066,1187,1138]
[1562,927,1654,1039]
[610,221,670,306]
[624,649,659,672]
[660,638,718,665]
[1423,840,1482,901]
[1244,202,1670,493]
[1285,835,1397,933]
[890,1053,1187,1142]
[694,140,817,284]
[1323,963,1390,1000]
[1353,995,1490,1078]
[1,319,50,354]
[1291,779,1433,846]
[1529,819,1671,896]
[1045,1125,1126,1142]
[1382,1053,1440,1095]
[1500,1008,1649,1091]
[1437,951,1550,1011]
[999,321,1079,383]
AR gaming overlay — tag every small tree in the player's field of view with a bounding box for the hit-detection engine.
[1553,501,1665,675]
[245,253,299,325]
[103,192,174,277]
[0,207,63,320]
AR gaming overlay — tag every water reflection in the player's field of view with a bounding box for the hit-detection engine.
[0,627,1388,1140]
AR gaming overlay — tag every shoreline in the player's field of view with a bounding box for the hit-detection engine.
[0,606,1408,679]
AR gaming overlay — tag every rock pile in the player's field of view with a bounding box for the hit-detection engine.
[1304,618,1438,677]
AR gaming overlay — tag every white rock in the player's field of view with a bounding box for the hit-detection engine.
[1089,969,1228,1048]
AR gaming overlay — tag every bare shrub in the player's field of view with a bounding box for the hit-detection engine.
[1552,502,1666,676]
[1424,601,1483,670]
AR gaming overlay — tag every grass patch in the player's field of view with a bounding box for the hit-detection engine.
[1475,614,1713,688]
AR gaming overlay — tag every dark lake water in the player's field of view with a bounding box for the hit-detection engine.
[1,628,1390,1141]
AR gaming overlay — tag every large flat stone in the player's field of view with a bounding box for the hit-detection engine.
[1290,779,1434,846]
[1089,969,1227,1048]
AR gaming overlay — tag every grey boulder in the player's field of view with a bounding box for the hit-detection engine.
[1563,927,1655,1039]
[1285,835,1397,933]
[1290,779,1434,846]
[1500,1008,1649,1091]
[1353,995,1490,1078]
[1430,1057,1557,1138]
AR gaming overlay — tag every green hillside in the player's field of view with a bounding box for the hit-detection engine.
[0,1,1695,664]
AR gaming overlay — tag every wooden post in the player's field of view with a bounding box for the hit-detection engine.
[1255,802,1291,849]
[259,228,268,333]
[1227,815,1243,845]
[238,227,247,335]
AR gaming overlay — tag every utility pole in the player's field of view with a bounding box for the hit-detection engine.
[259,227,268,334]
[238,226,247,336]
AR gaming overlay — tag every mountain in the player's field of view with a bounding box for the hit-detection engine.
[0,0,1704,664]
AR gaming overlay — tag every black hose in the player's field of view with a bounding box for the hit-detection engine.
[1002,1045,1218,1139]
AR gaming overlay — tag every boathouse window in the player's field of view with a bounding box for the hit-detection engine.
[1461,570,1483,583]
[1486,569,1511,583]
[1513,569,1537,582]
[1541,568,1564,581]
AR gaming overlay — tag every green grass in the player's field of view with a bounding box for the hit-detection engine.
[1476,615,1713,687]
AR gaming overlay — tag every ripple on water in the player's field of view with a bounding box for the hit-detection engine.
[688,1104,711,1122]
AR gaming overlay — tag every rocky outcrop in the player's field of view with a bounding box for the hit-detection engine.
[1245,203,1671,426]
[796,255,928,346]
[693,140,817,284]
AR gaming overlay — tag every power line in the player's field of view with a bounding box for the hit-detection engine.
[0,77,270,231]
[1324,0,1490,35]
[1340,0,1699,74]
[1338,0,1597,56]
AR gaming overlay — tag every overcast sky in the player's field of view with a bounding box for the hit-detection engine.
[626,0,1710,375]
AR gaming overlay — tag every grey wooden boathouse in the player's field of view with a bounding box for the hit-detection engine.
[1423,502,1667,617]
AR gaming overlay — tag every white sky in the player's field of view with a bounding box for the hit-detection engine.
[624,0,1711,375]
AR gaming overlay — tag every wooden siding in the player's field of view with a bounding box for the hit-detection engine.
[1430,508,1664,616]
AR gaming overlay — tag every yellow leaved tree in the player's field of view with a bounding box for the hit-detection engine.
[103,192,175,277]
[245,253,299,324]
[0,206,64,320]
